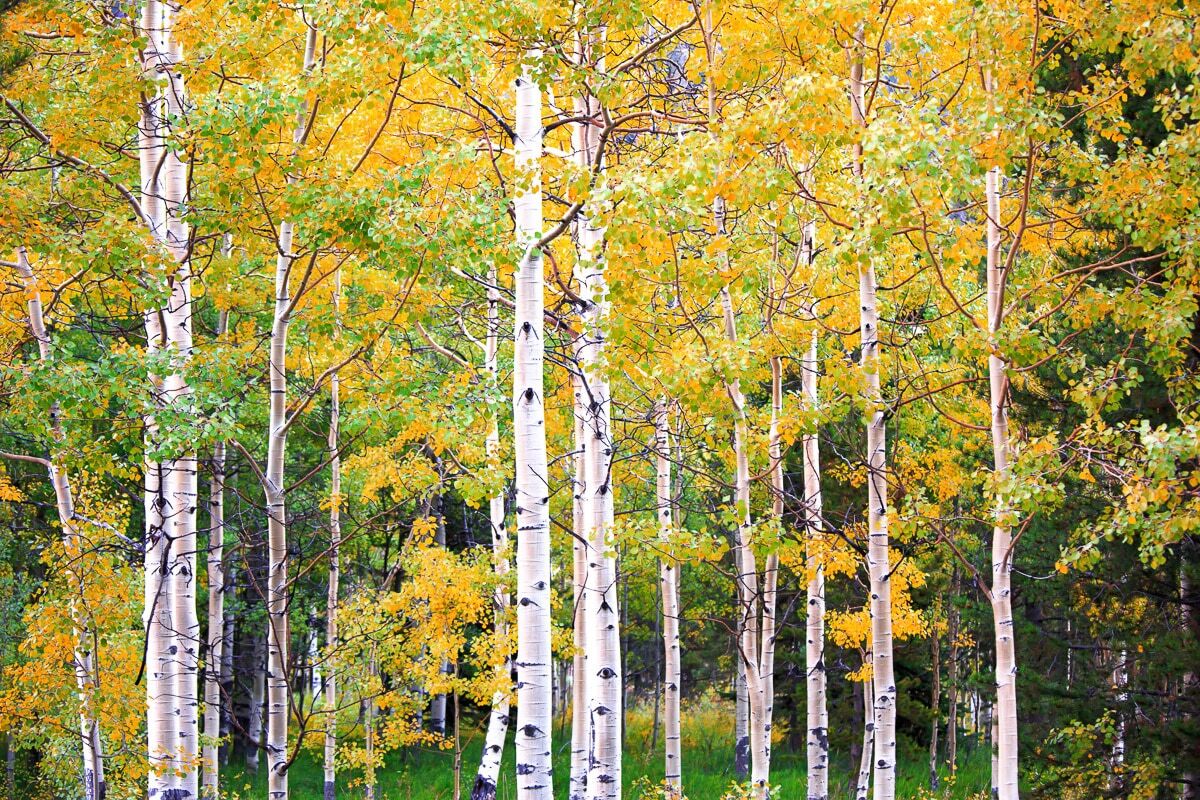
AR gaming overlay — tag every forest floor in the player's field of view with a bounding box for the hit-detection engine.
[220,734,994,799]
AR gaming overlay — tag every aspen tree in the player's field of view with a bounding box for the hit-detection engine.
[849,38,897,800]
[698,7,775,796]
[569,366,589,800]
[983,68,1019,800]
[137,1,198,793]
[324,270,342,800]
[573,26,621,800]
[655,402,682,799]
[202,299,230,800]
[264,19,319,800]
[473,266,512,800]
[799,222,829,800]
[11,249,106,800]
[512,50,554,800]
[202,431,226,799]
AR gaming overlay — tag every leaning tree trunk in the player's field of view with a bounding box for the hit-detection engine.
[324,272,342,800]
[800,222,829,800]
[511,51,554,800]
[984,69,1020,800]
[849,45,897,800]
[473,270,512,800]
[573,51,622,800]
[12,249,106,800]
[265,22,319,800]
[655,403,682,799]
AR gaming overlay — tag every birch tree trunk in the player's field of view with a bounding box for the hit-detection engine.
[473,269,512,800]
[849,46,897,800]
[512,52,554,800]
[138,2,196,793]
[202,438,227,800]
[247,633,267,772]
[264,23,319,800]
[800,223,829,800]
[324,272,342,800]
[855,673,874,800]
[655,403,682,800]
[930,625,941,791]
[947,569,959,775]
[984,70,1020,800]
[572,45,622,800]
[12,249,106,800]
[735,664,749,780]
[569,367,589,800]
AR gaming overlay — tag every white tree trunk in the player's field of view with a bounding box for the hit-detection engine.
[512,52,554,800]
[655,403,682,799]
[984,70,1020,800]
[855,676,873,800]
[800,224,829,800]
[12,249,106,800]
[720,277,770,800]
[849,49,897,800]
[264,24,319,800]
[202,438,226,800]
[473,270,512,800]
[247,634,266,773]
[573,59,622,800]
[324,273,342,800]
[569,376,589,800]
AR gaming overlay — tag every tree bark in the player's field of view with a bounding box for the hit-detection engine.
[572,45,622,800]
[655,403,682,799]
[849,43,897,800]
[512,52,554,800]
[984,70,1020,800]
[569,367,589,800]
[324,272,342,800]
[202,439,227,800]
[800,222,829,800]
[855,674,873,800]
[265,22,319,800]
[473,267,512,800]
[12,249,106,800]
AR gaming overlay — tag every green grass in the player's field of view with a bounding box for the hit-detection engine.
[220,730,993,799]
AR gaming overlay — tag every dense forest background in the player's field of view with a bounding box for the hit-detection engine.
[0,0,1197,799]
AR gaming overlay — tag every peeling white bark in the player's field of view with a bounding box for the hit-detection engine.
[324,272,342,800]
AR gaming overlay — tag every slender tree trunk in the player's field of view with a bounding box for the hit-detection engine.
[930,623,941,791]
[12,250,106,800]
[855,675,873,800]
[265,23,319,800]
[572,49,621,800]
[569,379,589,800]
[247,633,267,773]
[220,554,235,767]
[1182,566,1198,800]
[202,439,227,800]
[735,664,750,780]
[324,273,342,800]
[984,70,1019,800]
[511,52,553,800]
[473,269,512,800]
[800,223,829,800]
[655,403,682,799]
[364,649,377,800]
[849,44,897,800]
[947,570,959,776]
